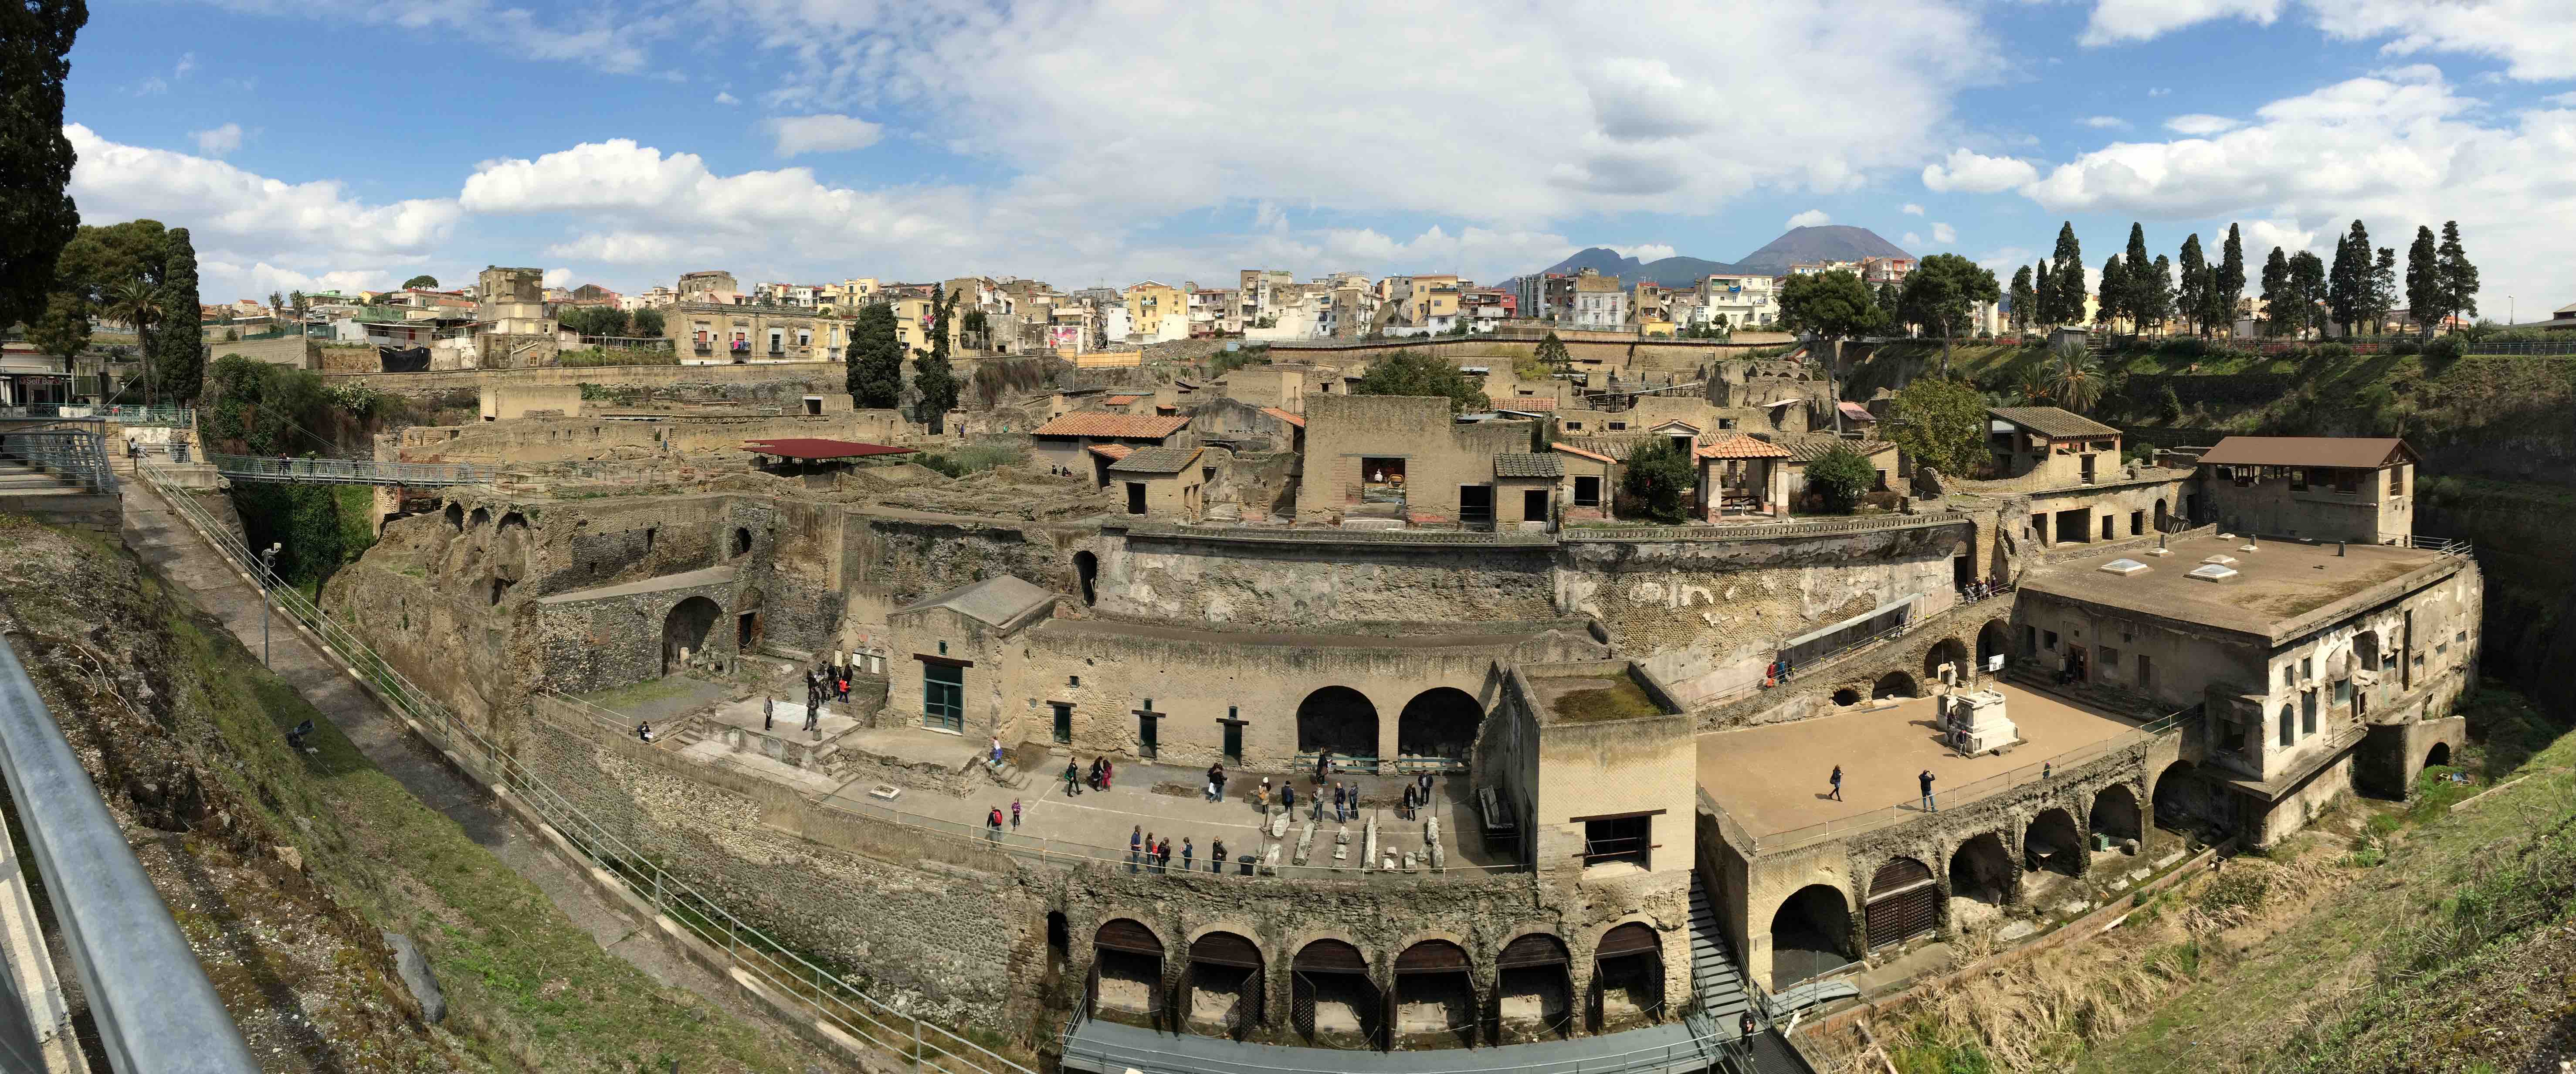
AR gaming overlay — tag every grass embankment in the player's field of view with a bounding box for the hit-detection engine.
[0,518,819,1072]
[1848,688,2572,1074]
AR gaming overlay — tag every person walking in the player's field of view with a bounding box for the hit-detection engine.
[1331,782,1346,823]
[1256,777,1271,812]
[1401,782,1416,820]
[985,806,1003,845]
[1918,769,1937,812]
[1211,837,1227,874]
[1281,782,1295,816]
[1829,765,1843,802]
[1064,759,1082,796]
[1212,762,1227,801]
[1010,799,1021,829]
[1739,1010,1757,1044]
[989,736,1004,770]
[1129,825,1142,873]
[1418,771,1434,806]
[803,700,820,736]
[1309,782,1323,822]
[1102,758,1115,791]
[763,696,775,731]
[1315,750,1330,788]
[1180,837,1194,873]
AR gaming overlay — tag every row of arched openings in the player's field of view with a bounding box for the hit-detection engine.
[1294,686,1484,763]
[1082,921,1665,1048]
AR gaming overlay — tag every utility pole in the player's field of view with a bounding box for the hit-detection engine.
[259,543,281,666]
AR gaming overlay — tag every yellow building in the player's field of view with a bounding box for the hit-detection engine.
[1125,282,1186,342]
[1407,274,1461,326]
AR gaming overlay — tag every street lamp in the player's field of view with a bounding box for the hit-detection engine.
[259,542,281,666]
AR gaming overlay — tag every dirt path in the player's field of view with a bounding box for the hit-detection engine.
[120,483,834,1062]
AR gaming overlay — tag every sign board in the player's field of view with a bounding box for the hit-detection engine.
[1986,654,2005,673]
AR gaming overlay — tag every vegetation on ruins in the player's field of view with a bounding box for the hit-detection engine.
[912,285,961,425]
[846,301,903,408]
[1885,375,1987,479]
[1778,268,1883,345]
[1349,348,1490,414]
[1619,436,1695,523]
[0,0,84,326]
[1895,253,1998,371]
[1534,330,1573,375]
[1804,443,1877,513]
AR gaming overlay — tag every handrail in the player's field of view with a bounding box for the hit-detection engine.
[0,637,259,1072]
[132,465,1035,1074]
[0,427,118,494]
[205,453,494,487]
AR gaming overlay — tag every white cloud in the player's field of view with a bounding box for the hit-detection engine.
[196,0,658,74]
[1902,231,1923,247]
[542,267,573,288]
[1903,203,1925,215]
[2081,0,2281,46]
[173,52,197,79]
[544,233,697,265]
[763,113,883,156]
[135,77,167,96]
[1975,246,2037,273]
[2010,65,2575,324]
[2079,115,2129,129]
[715,91,740,105]
[1609,243,1678,262]
[190,122,243,156]
[1932,222,1959,244]
[1921,148,2039,193]
[2163,113,2242,135]
[1786,209,1832,229]
[64,123,461,300]
[2147,87,2172,97]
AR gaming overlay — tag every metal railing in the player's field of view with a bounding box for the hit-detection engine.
[86,405,193,427]
[0,426,118,494]
[1059,1006,1725,1074]
[0,638,259,1072]
[1748,703,2197,856]
[2398,534,2474,557]
[205,453,495,487]
[132,464,1036,1074]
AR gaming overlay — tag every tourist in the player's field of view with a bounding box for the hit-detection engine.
[1333,782,1348,823]
[1255,777,1270,811]
[1102,757,1115,791]
[1064,760,1082,796]
[763,696,775,731]
[1210,837,1227,873]
[636,722,654,743]
[1157,836,1172,873]
[1129,826,1142,873]
[1739,1010,1756,1043]
[1401,783,1416,820]
[1210,762,1227,800]
[1088,756,1105,791]
[1418,771,1434,806]
[1315,750,1330,787]
[1919,769,1937,812]
[1180,837,1194,872]
[1143,830,1156,872]
[1011,799,1022,829]
[837,675,848,701]
[803,701,820,735]
[1281,783,1295,815]
[985,806,1003,844]
[989,736,1004,770]
[1829,765,1843,802]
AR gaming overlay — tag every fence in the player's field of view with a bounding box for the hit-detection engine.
[2397,534,2474,556]
[0,423,118,494]
[205,453,496,487]
[133,463,1038,1074]
[1749,704,2196,856]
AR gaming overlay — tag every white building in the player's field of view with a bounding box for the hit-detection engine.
[1700,273,1780,328]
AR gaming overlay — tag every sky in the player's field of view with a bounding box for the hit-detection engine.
[61,0,2576,322]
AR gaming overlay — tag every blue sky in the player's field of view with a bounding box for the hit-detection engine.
[63,0,2576,321]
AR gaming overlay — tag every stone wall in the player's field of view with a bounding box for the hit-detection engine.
[1097,526,1559,628]
[323,359,850,401]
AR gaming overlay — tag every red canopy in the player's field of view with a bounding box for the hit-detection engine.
[745,438,916,460]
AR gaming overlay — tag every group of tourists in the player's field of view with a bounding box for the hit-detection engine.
[1063,755,1117,795]
[1128,825,1230,874]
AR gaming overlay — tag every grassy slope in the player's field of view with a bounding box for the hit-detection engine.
[6,518,817,1073]
[2078,694,2575,1074]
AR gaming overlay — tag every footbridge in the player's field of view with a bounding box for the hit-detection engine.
[207,453,496,487]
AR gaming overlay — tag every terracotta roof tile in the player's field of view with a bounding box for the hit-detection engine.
[1085,443,1132,461]
[1257,406,1305,428]
[1695,434,1793,460]
[2194,436,2415,469]
[1031,412,1192,439]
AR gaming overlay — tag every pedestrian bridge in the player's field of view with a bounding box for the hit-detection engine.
[207,453,496,487]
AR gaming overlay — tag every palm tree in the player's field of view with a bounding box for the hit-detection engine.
[2015,364,2052,406]
[2053,352,2104,412]
[104,280,164,408]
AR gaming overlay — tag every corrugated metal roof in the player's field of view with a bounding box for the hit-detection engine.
[1777,435,1898,462]
[1105,445,1203,475]
[2195,436,2416,469]
[1031,412,1192,439]
[1493,452,1565,478]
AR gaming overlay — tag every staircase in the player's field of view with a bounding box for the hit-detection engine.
[1688,874,1756,1031]
[0,459,118,530]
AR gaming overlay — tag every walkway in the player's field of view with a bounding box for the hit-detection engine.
[117,482,830,1061]
[203,453,494,486]
[1061,1016,1721,1074]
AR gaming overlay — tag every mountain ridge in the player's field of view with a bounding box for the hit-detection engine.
[1522,226,1913,288]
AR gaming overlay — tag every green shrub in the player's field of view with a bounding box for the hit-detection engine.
[1618,437,1695,523]
[1806,444,1879,514]
[2197,868,2272,915]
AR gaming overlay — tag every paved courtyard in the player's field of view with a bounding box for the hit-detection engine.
[1696,683,2146,839]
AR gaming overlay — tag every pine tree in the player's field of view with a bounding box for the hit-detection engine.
[2176,234,2207,337]
[2437,221,2478,325]
[0,0,86,326]
[2259,247,2289,337]
[846,302,902,408]
[2122,223,2152,330]
[2406,225,2443,337]
[2048,222,2084,326]
[912,285,960,427]
[2008,265,2035,332]
[2215,224,2246,333]
[152,227,203,403]
[2034,260,2053,327]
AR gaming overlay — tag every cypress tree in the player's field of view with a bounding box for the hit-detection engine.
[2437,221,2478,324]
[2287,251,2328,340]
[2148,254,2174,332]
[2008,265,2035,331]
[0,0,86,326]
[2048,222,2084,326]
[846,302,902,408]
[2034,260,2053,326]
[2259,247,2289,337]
[153,227,203,403]
[912,286,959,427]
[2096,255,2123,330]
[2176,234,2207,337]
[2406,225,2442,336]
[2122,223,2152,330]
[2215,224,2246,333]
[2367,246,2397,335]
[2327,220,2369,337]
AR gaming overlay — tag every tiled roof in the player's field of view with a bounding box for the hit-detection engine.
[1555,435,1655,461]
[1086,443,1132,461]
[1551,442,1617,464]
[1777,435,1898,462]
[2195,436,2415,469]
[1988,406,2119,439]
[1102,394,1146,404]
[1696,434,1793,460]
[1031,412,1191,439]
[1493,452,1564,478]
[1105,445,1203,475]
[1257,406,1305,428]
